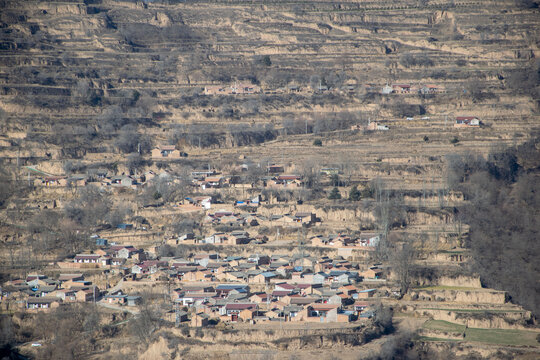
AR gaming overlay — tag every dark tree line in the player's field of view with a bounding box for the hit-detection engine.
[447,136,540,315]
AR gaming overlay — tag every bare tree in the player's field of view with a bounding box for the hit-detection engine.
[129,293,162,345]
[299,159,321,190]
[126,152,145,175]
[391,242,417,297]
[64,185,112,228]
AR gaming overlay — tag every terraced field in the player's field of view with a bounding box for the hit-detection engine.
[0,1,538,358]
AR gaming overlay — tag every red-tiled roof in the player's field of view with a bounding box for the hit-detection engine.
[277,175,300,181]
[271,290,291,296]
[276,283,296,290]
[225,303,257,310]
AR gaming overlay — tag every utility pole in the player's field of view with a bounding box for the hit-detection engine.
[296,227,306,268]
[175,300,180,327]
[16,148,20,182]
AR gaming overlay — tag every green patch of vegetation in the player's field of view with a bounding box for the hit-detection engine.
[423,320,465,333]
[328,186,341,200]
[439,250,467,254]
[417,336,459,342]
[465,328,539,347]
[423,320,539,346]
[421,308,523,314]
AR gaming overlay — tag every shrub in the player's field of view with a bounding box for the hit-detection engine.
[399,53,434,68]
[361,186,374,198]
[180,326,190,336]
[328,187,341,200]
[262,55,272,67]
[348,185,361,201]
[313,139,323,146]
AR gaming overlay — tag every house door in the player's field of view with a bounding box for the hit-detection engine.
[231,314,238,322]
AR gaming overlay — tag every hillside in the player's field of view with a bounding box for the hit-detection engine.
[0,0,539,359]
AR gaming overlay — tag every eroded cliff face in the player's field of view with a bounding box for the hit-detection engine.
[423,310,532,330]
[137,324,381,360]
[1,0,537,148]
[0,2,538,358]
[411,288,507,304]
[416,339,540,359]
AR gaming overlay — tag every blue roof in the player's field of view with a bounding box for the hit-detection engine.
[226,256,243,261]
[261,272,276,278]
[360,310,374,318]
[96,238,108,245]
[359,289,376,293]
[216,284,248,290]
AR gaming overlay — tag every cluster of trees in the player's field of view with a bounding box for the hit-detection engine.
[139,175,188,207]
[399,53,434,68]
[447,136,540,315]
[373,232,418,297]
[281,111,364,136]
[169,123,277,149]
[383,98,426,118]
[504,58,540,105]
[119,23,197,47]
[0,162,18,209]
[115,124,153,154]
[22,185,131,259]
[0,304,114,360]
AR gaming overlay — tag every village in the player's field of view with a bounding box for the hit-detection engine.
[2,160,390,327]
[0,0,538,357]
[1,246,386,326]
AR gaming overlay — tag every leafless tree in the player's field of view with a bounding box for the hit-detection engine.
[64,185,112,228]
[299,159,321,190]
[115,125,152,154]
[129,292,162,345]
[391,241,417,297]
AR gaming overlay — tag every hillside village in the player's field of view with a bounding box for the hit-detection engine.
[0,0,539,359]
